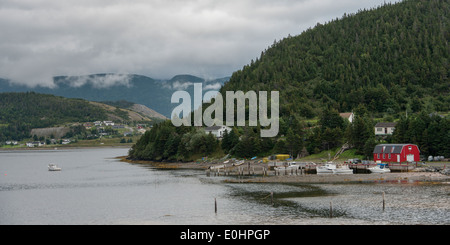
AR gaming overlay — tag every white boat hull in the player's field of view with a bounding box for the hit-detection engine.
[368,167,391,173]
[48,165,61,171]
[317,163,353,174]
[332,169,354,174]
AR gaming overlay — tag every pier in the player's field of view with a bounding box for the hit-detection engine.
[349,163,418,173]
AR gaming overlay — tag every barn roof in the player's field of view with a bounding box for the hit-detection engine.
[373,144,418,154]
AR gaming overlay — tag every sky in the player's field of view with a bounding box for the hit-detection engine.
[0,0,401,87]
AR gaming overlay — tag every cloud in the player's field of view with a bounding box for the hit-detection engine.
[59,74,132,88]
[0,0,399,87]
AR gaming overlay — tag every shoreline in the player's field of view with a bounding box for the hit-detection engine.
[119,156,450,184]
[0,145,132,151]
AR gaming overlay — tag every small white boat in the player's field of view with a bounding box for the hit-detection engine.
[232,160,245,167]
[316,163,336,174]
[274,165,300,171]
[48,164,61,171]
[209,164,225,170]
[332,165,353,174]
[368,164,391,173]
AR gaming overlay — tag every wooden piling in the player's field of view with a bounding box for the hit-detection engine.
[382,192,385,211]
[330,201,333,218]
[215,198,217,213]
[271,192,274,206]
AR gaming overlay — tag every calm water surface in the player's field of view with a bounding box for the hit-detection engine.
[0,148,448,225]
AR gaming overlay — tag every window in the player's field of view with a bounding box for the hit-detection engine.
[408,146,412,151]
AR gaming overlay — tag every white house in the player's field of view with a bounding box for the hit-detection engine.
[375,122,397,136]
[204,126,232,138]
[340,112,354,123]
[103,121,115,126]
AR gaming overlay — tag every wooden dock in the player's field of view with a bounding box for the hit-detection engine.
[349,163,417,173]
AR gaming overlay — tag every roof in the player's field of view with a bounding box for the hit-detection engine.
[375,122,397,127]
[339,112,353,118]
[373,144,418,154]
[204,126,230,131]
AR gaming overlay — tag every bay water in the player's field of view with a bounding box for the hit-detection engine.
[0,148,448,225]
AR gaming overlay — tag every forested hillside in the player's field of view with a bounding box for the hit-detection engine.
[0,92,109,141]
[130,0,449,161]
[221,0,449,118]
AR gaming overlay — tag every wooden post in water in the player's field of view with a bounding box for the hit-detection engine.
[215,198,217,213]
[271,192,274,206]
[382,191,385,211]
[330,201,333,218]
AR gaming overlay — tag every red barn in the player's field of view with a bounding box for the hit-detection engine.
[373,144,420,163]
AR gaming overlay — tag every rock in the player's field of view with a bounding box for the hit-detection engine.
[440,168,450,176]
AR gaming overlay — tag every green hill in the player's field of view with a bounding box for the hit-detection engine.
[0,92,158,142]
[221,0,449,119]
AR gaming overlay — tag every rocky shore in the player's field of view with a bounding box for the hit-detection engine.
[120,156,450,184]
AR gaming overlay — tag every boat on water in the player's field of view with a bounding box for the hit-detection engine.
[368,163,391,173]
[48,164,61,171]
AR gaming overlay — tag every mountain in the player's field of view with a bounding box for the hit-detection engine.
[0,74,229,118]
[0,92,159,141]
[221,0,449,120]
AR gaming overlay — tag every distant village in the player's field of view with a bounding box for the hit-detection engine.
[2,120,152,148]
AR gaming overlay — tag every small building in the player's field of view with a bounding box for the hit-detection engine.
[26,142,45,147]
[62,139,71,145]
[373,144,420,163]
[103,121,115,126]
[375,122,397,136]
[204,126,232,138]
[340,112,354,123]
[83,122,94,129]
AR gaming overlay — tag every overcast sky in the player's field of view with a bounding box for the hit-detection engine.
[0,0,400,87]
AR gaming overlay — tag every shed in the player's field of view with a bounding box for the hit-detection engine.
[373,144,420,163]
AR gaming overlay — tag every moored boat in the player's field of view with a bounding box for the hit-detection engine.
[48,164,61,171]
[332,164,353,174]
[316,163,336,174]
[368,163,391,173]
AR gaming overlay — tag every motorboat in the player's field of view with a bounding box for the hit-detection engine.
[316,163,336,174]
[317,163,353,174]
[368,164,391,173]
[332,164,353,174]
[48,164,61,171]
